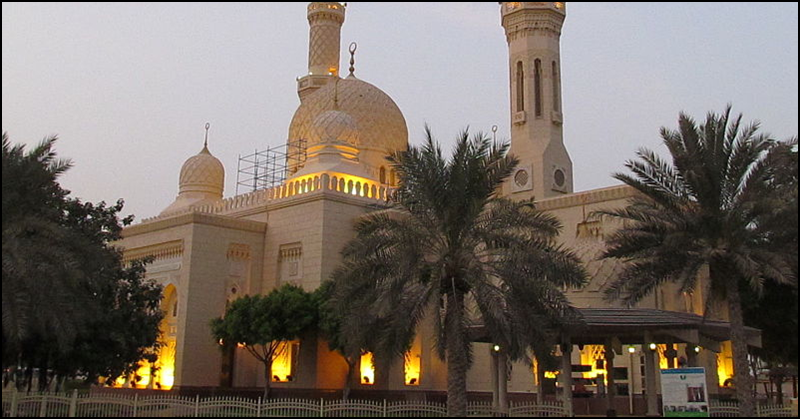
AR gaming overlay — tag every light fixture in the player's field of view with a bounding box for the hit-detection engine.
[694,346,701,354]
[493,345,501,352]
[628,346,636,354]
[649,343,657,351]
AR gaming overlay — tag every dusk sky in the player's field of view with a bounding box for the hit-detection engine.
[3,2,798,221]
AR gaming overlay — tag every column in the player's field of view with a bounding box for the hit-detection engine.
[644,332,659,417]
[498,351,509,414]
[605,342,617,417]
[491,348,499,411]
[536,357,546,404]
[559,337,574,417]
[686,346,699,368]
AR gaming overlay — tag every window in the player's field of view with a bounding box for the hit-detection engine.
[271,341,300,382]
[379,166,387,184]
[552,61,560,112]
[534,59,542,117]
[516,61,525,112]
[360,353,375,385]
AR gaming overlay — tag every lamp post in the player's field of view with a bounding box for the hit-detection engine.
[628,346,636,415]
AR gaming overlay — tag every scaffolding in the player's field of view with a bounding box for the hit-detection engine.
[236,139,307,195]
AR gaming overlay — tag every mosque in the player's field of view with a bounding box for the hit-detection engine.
[116,2,752,412]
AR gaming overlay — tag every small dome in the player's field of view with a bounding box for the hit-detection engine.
[179,146,225,196]
[309,110,359,147]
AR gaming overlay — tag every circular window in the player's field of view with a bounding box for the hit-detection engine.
[514,170,529,187]
[554,169,566,187]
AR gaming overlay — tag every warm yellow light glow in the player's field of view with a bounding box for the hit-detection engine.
[658,345,670,370]
[286,171,380,199]
[579,345,607,382]
[404,352,421,386]
[717,341,734,387]
[110,286,177,390]
[360,352,375,385]
[272,341,295,382]
[628,346,636,354]
[544,371,559,379]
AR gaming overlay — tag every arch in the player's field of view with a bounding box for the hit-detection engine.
[534,59,543,117]
[379,166,387,184]
[516,61,525,112]
[155,284,178,389]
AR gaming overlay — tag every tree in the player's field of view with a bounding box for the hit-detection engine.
[316,280,390,400]
[211,284,317,399]
[331,128,586,416]
[2,133,80,350]
[742,141,798,404]
[2,133,164,391]
[599,108,796,416]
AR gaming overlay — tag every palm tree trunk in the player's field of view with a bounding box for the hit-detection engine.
[446,290,469,417]
[726,282,755,417]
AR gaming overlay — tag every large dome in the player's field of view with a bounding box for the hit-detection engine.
[288,76,408,176]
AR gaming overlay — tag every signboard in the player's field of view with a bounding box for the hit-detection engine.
[660,368,710,417]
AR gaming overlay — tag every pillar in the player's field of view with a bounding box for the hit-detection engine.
[498,351,509,414]
[559,337,574,417]
[644,332,659,417]
[491,349,499,410]
[605,342,617,417]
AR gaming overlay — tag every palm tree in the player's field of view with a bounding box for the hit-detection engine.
[331,127,586,416]
[1,133,87,351]
[599,107,796,416]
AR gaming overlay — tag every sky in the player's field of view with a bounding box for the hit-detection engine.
[2,2,798,221]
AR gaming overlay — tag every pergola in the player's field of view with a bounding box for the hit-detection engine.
[474,308,762,417]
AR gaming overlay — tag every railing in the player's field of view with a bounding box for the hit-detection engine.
[148,173,395,223]
[709,400,795,417]
[1,391,568,417]
[4,392,797,418]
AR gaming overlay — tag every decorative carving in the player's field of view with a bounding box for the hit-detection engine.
[123,240,184,264]
[227,243,252,261]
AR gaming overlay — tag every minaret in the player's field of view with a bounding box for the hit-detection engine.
[297,2,346,101]
[500,2,573,200]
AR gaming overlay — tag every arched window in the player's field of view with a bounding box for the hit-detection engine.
[379,167,387,184]
[389,170,397,186]
[552,61,560,112]
[515,61,524,112]
[534,59,542,117]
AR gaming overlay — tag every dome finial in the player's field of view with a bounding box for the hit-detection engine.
[203,122,211,151]
[348,42,358,77]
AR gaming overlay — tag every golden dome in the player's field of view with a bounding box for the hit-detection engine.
[178,146,225,196]
[288,76,408,176]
